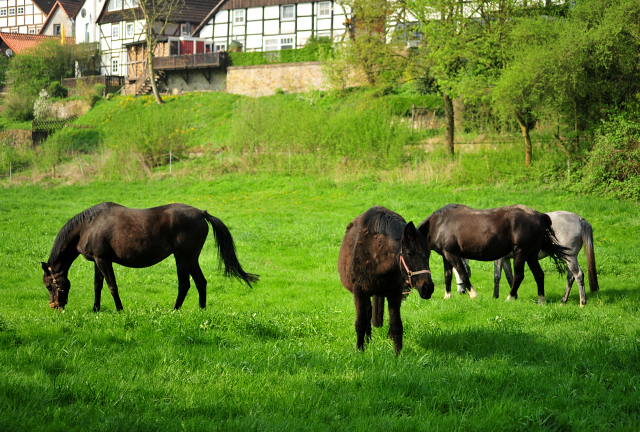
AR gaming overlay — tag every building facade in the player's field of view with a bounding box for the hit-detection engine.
[0,0,51,34]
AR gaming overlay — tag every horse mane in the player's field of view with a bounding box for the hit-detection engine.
[361,206,406,240]
[49,202,121,263]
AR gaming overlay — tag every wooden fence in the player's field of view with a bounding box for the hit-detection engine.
[61,76,125,96]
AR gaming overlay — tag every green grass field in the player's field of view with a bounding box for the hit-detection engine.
[1,175,639,431]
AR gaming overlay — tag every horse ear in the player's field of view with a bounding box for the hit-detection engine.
[41,262,50,274]
[418,220,429,236]
[403,221,417,239]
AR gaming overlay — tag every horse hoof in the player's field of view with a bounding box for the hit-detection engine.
[538,296,546,305]
[506,295,515,301]
[444,292,452,300]
[469,289,478,299]
[580,302,586,308]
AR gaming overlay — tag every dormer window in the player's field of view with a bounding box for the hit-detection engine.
[181,23,191,35]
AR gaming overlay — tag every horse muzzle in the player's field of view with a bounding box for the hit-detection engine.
[416,278,435,300]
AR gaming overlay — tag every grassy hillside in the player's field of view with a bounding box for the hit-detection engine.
[1,177,639,431]
[1,89,569,187]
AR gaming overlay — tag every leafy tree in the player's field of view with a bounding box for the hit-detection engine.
[4,40,95,120]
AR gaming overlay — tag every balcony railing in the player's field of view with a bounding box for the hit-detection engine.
[153,52,228,71]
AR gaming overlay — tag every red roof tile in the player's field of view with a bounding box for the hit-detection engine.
[0,33,75,55]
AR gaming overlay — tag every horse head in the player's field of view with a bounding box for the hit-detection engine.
[400,222,434,300]
[41,262,70,310]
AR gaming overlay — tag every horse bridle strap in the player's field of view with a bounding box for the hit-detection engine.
[399,251,430,294]
[48,267,61,291]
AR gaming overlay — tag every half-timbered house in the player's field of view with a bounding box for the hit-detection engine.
[39,0,82,36]
[194,0,351,52]
[0,0,54,34]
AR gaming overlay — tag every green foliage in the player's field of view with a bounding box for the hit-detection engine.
[4,40,96,120]
[229,42,334,66]
[578,108,640,201]
[47,81,68,98]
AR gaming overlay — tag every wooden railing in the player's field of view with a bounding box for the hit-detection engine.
[61,76,124,90]
[153,52,228,70]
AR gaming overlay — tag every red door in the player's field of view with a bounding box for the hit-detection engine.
[180,40,193,55]
[196,41,204,54]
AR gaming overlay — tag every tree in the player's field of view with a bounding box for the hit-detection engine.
[125,0,185,104]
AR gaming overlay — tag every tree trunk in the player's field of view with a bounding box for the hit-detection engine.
[514,110,532,167]
[444,92,454,155]
[147,40,163,105]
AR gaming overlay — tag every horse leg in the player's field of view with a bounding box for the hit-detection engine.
[444,252,477,298]
[93,262,104,312]
[494,258,503,298]
[453,259,470,294]
[190,262,207,309]
[443,257,453,299]
[94,258,123,311]
[527,257,546,304]
[563,256,586,307]
[503,258,514,287]
[371,295,384,328]
[506,255,526,301]
[354,292,372,351]
[387,294,404,356]
[173,258,191,310]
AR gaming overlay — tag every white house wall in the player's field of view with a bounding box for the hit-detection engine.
[98,18,145,76]
[199,1,351,52]
[75,0,106,44]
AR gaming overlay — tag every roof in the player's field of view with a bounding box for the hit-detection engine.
[0,33,75,55]
[218,0,319,10]
[32,0,59,15]
[39,0,84,34]
[98,0,223,25]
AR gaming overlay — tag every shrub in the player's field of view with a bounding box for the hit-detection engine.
[578,109,640,201]
[48,81,68,98]
[3,92,35,121]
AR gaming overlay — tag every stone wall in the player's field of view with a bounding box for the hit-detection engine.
[226,62,326,97]
[165,69,227,95]
[0,129,33,147]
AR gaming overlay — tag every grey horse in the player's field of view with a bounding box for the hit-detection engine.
[454,211,599,306]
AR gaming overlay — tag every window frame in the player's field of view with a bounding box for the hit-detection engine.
[8,7,15,15]
[233,9,245,24]
[280,37,294,50]
[17,6,24,14]
[126,22,134,38]
[0,9,6,17]
[28,28,36,34]
[53,24,61,36]
[281,4,295,21]
[180,22,191,35]
[317,2,331,18]
[111,24,119,39]
[263,38,278,52]
[214,42,227,52]
[111,58,119,74]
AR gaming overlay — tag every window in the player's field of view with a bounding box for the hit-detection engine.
[17,7,24,14]
[28,28,35,34]
[281,5,294,20]
[53,24,61,36]
[111,58,119,74]
[108,0,123,11]
[126,23,134,38]
[280,37,294,50]
[124,0,138,8]
[233,9,245,24]
[214,43,226,52]
[85,23,90,42]
[8,7,15,15]
[181,22,190,35]
[264,38,278,51]
[318,2,331,17]
[170,41,179,55]
[112,24,119,39]
[0,9,6,17]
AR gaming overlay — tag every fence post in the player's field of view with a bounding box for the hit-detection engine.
[79,161,84,177]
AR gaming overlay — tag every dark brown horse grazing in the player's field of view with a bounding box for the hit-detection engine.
[417,204,569,303]
[338,206,434,355]
[41,202,258,311]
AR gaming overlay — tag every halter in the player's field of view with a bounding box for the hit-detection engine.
[399,250,430,294]
[48,266,62,308]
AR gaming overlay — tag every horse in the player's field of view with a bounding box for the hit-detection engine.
[41,202,259,311]
[338,206,434,355]
[453,211,599,306]
[417,204,570,304]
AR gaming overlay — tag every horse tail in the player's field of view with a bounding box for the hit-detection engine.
[581,218,600,292]
[203,211,259,288]
[372,295,384,328]
[540,214,571,275]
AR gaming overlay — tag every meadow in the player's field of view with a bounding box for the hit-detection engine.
[1,175,639,431]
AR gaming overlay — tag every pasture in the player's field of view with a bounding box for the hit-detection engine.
[1,176,639,431]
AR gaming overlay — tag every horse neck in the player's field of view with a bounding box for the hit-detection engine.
[49,226,82,275]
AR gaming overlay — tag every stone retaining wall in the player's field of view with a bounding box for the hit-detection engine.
[0,129,32,147]
[226,61,326,97]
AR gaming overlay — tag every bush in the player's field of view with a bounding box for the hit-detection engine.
[3,92,35,121]
[48,81,68,98]
[578,109,640,201]
[93,84,106,97]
